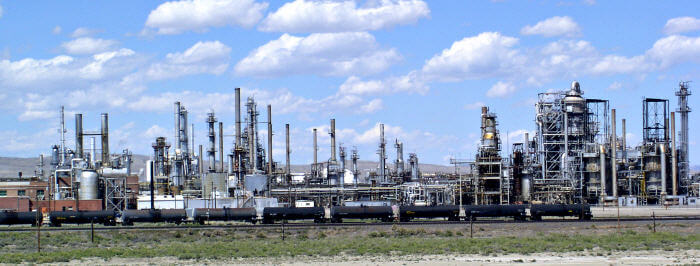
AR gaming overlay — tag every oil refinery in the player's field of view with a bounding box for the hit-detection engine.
[0,81,696,226]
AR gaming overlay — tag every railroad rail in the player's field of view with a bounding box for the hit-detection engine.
[0,216,697,233]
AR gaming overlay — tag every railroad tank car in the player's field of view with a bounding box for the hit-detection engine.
[529,204,592,220]
[465,204,527,221]
[399,205,460,222]
[262,207,326,224]
[0,211,40,226]
[122,209,188,225]
[49,211,117,226]
[330,206,393,223]
[193,208,257,224]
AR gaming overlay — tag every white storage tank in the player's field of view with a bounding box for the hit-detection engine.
[79,170,99,200]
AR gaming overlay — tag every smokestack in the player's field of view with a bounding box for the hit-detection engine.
[524,132,529,150]
[235,88,241,149]
[660,143,667,196]
[599,145,606,199]
[199,144,203,176]
[379,123,386,183]
[330,119,336,162]
[621,118,626,158]
[207,113,216,172]
[267,104,273,175]
[611,109,617,197]
[285,124,290,183]
[313,128,318,177]
[671,112,677,196]
[101,113,109,166]
[219,122,224,172]
[175,102,181,150]
[75,114,83,158]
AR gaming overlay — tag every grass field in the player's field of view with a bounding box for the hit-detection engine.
[0,225,698,264]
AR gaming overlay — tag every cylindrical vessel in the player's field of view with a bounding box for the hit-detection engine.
[79,170,99,200]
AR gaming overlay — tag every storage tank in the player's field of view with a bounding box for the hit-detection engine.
[79,170,99,200]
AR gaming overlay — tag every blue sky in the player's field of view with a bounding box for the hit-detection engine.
[0,0,698,166]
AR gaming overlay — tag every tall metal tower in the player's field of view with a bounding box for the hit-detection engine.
[676,81,691,187]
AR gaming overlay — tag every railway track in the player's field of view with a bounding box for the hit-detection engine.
[0,216,697,232]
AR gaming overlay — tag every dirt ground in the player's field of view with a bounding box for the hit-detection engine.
[61,250,699,266]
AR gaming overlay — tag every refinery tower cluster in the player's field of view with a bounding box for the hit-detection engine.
[0,81,696,214]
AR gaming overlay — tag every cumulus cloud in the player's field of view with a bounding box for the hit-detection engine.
[338,71,427,96]
[71,27,101,38]
[61,37,119,55]
[520,16,581,37]
[421,32,524,82]
[359,98,383,113]
[463,102,485,110]
[486,81,516,98]
[646,35,700,68]
[259,0,430,33]
[234,32,401,77]
[663,17,700,35]
[145,41,231,80]
[144,0,268,35]
[419,32,700,90]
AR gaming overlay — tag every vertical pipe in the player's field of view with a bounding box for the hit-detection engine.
[235,88,241,151]
[75,114,83,158]
[313,128,318,177]
[267,105,273,175]
[524,132,529,150]
[330,119,336,162]
[379,124,385,183]
[611,109,617,197]
[599,145,606,199]
[219,122,224,172]
[660,143,667,196]
[621,119,626,159]
[174,102,181,150]
[671,112,677,196]
[285,124,290,184]
[235,88,241,178]
[60,106,66,166]
[90,137,95,166]
[207,113,216,172]
[149,160,155,210]
[199,145,203,177]
[101,113,109,167]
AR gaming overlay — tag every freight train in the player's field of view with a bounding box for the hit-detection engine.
[0,204,591,227]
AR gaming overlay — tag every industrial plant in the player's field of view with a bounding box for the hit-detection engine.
[0,81,697,226]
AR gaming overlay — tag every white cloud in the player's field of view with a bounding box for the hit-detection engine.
[464,102,485,110]
[71,27,101,38]
[338,71,427,96]
[520,16,581,37]
[421,32,524,82]
[486,81,516,98]
[52,26,62,35]
[606,81,622,91]
[359,98,383,113]
[234,32,401,77]
[646,35,700,69]
[144,0,268,35]
[145,41,231,80]
[663,17,700,35]
[61,37,119,55]
[143,125,168,139]
[259,0,430,33]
